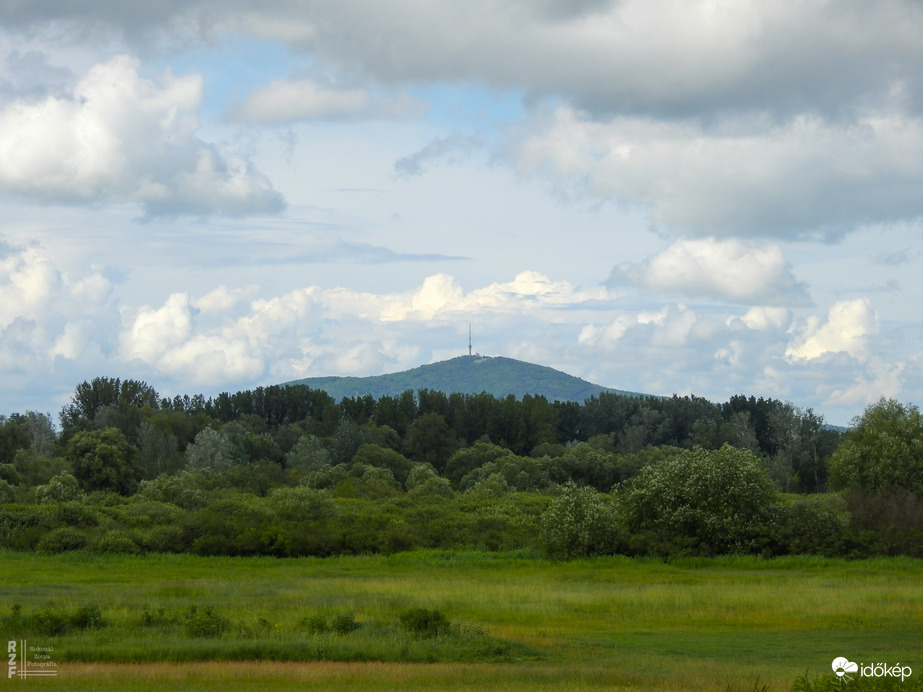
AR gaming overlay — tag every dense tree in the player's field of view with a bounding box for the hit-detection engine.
[185,428,241,474]
[351,444,416,486]
[9,411,57,457]
[330,419,365,464]
[552,443,624,491]
[65,427,140,495]
[60,377,159,435]
[0,419,30,465]
[136,421,180,479]
[621,445,777,554]
[373,391,417,437]
[405,464,453,497]
[340,394,376,424]
[239,432,285,465]
[444,442,513,486]
[520,394,558,453]
[828,398,923,496]
[286,435,330,471]
[460,453,550,492]
[403,413,457,472]
[2,371,909,558]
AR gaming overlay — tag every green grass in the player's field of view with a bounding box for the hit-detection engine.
[0,550,920,690]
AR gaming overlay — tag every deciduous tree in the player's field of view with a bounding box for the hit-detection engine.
[828,398,923,496]
[65,427,140,495]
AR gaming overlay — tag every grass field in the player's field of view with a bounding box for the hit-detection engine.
[0,550,920,691]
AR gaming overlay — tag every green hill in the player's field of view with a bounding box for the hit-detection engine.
[283,355,642,402]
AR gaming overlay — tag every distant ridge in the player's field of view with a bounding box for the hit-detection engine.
[283,355,643,403]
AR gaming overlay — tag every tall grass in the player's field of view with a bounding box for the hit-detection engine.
[0,550,920,691]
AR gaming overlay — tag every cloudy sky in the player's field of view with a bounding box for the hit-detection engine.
[2,1,922,427]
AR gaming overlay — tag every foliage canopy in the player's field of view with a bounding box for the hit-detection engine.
[827,397,923,497]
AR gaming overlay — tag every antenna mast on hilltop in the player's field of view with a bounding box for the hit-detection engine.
[468,324,472,356]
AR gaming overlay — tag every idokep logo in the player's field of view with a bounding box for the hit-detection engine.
[832,657,859,681]
[833,656,912,682]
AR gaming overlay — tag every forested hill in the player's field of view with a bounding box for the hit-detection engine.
[284,355,643,403]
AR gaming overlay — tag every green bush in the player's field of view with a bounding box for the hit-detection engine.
[539,482,619,560]
[398,608,451,637]
[34,473,82,504]
[136,471,209,509]
[94,530,141,554]
[36,526,87,554]
[140,606,171,628]
[777,495,848,556]
[0,463,22,486]
[51,500,100,527]
[0,478,17,504]
[301,614,329,634]
[136,525,185,553]
[31,602,104,636]
[72,602,103,629]
[621,444,777,555]
[184,606,229,638]
[330,612,360,635]
[32,608,74,636]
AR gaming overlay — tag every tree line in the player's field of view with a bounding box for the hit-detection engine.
[0,376,920,559]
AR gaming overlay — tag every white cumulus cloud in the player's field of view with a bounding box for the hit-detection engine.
[612,237,809,305]
[510,108,923,239]
[0,241,114,376]
[380,271,604,321]
[785,298,879,362]
[0,55,284,217]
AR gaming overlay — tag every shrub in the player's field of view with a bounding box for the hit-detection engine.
[352,444,416,485]
[0,478,17,504]
[94,530,141,554]
[140,606,170,627]
[51,501,100,527]
[539,482,619,560]
[34,473,82,504]
[0,463,22,486]
[136,470,209,509]
[398,608,451,637]
[36,527,87,554]
[844,488,923,557]
[31,602,103,636]
[136,525,185,553]
[620,444,777,555]
[330,612,360,635]
[445,443,513,486]
[184,606,229,638]
[268,486,338,521]
[72,602,103,629]
[301,614,329,634]
[777,495,848,555]
[32,609,73,636]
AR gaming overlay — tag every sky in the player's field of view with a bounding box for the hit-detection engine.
[1,1,923,427]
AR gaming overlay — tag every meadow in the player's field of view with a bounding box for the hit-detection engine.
[0,550,920,691]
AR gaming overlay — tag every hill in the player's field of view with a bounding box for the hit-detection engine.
[284,355,641,403]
